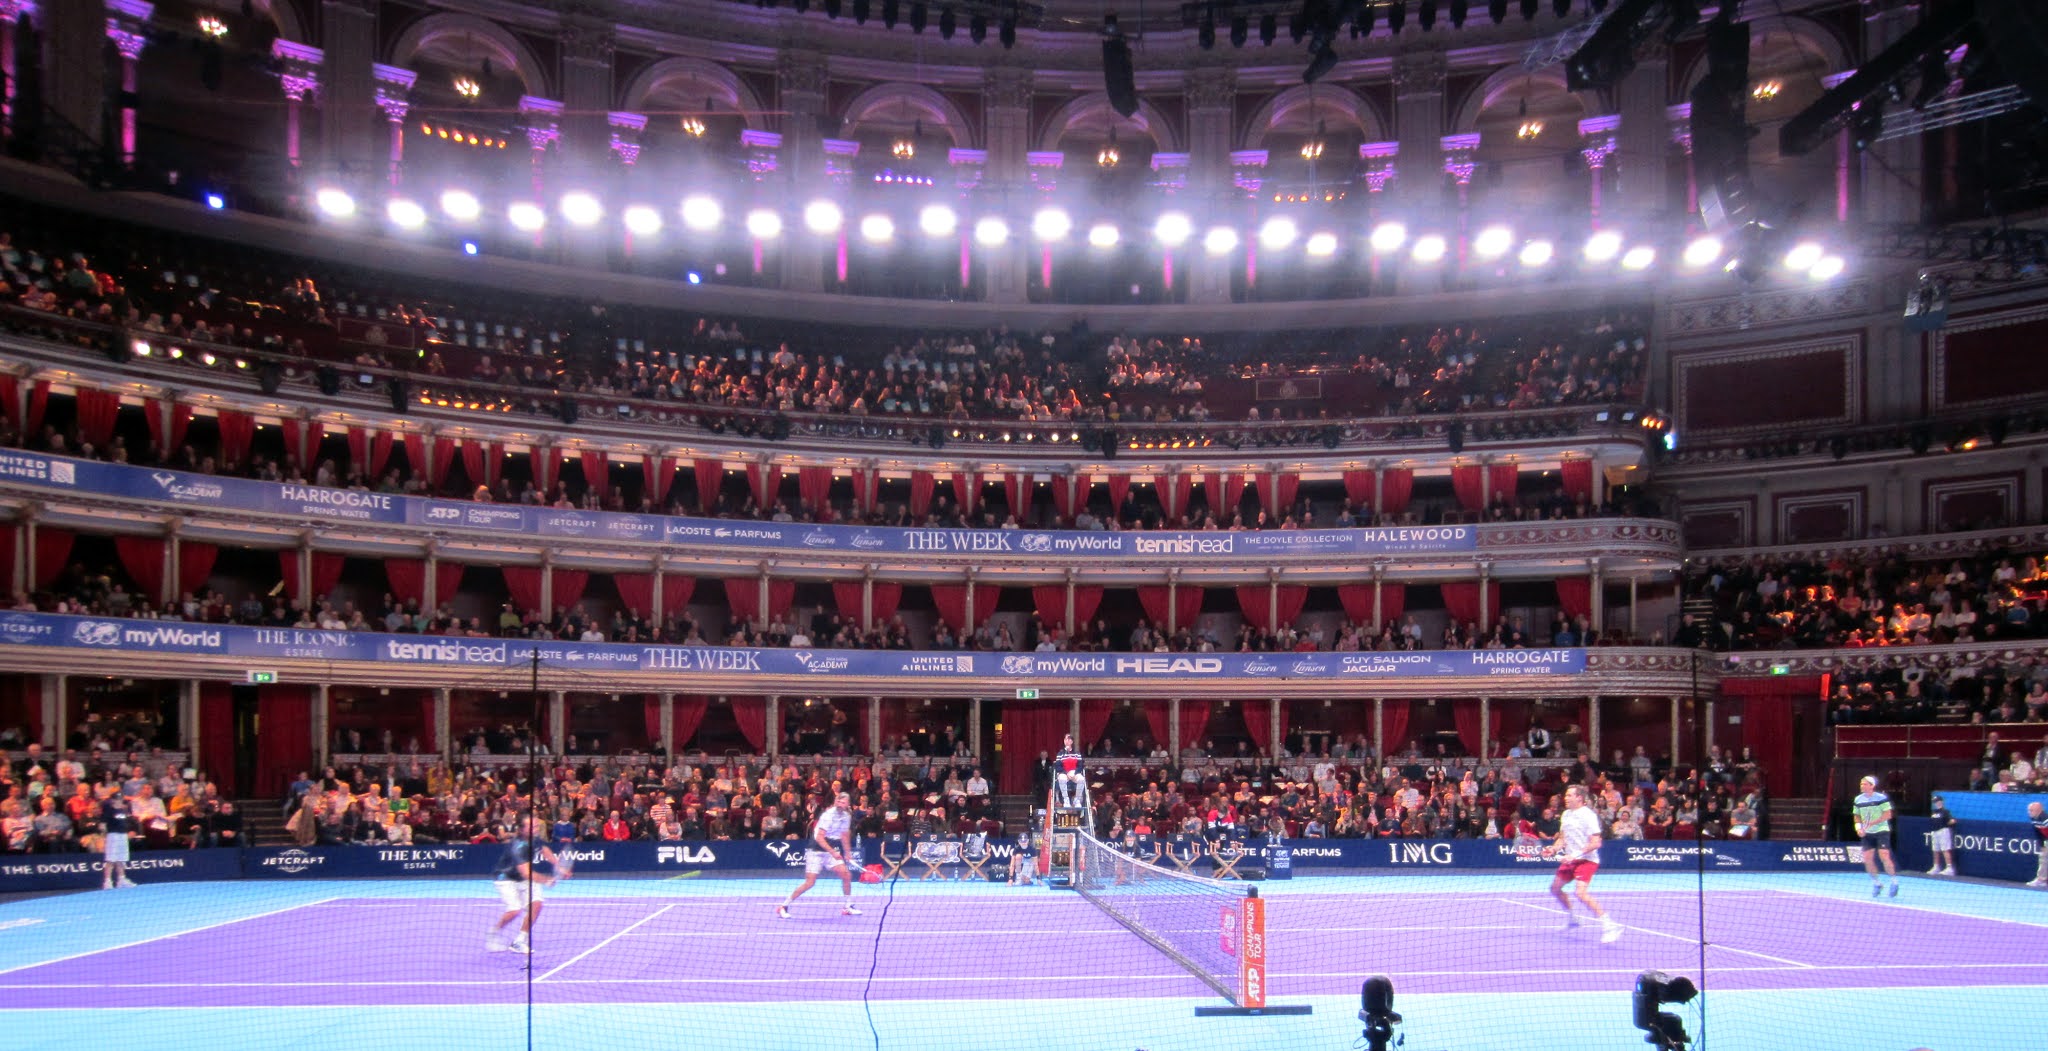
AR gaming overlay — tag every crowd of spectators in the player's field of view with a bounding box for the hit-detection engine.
[0,743,242,855]
[1683,551,2048,653]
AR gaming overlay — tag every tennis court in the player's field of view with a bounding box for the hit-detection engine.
[0,870,2037,1050]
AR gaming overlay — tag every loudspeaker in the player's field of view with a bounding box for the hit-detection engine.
[387,379,408,414]
[258,363,284,394]
[1447,421,1465,453]
[1102,37,1138,118]
[1689,18,1754,228]
[558,398,579,426]
[316,366,341,396]
[1100,429,1118,459]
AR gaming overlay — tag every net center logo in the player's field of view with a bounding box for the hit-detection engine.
[656,845,719,865]
[264,848,326,874]
[1387,842,1455,865]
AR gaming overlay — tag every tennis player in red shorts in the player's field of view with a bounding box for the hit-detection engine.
[1545,785,1621,943]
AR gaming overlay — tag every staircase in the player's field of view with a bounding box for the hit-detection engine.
[995,794,1036,834]
[1767,797,1829,840]
[236,800,291,846]
[1679,594,1718,625]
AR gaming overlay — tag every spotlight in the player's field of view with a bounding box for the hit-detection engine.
[1809,254,1845,281]
[1260,13,1276,44]
[1473,224,1514,259]
[918,203,958,237]
[1360,976,1402,1051]
[970,13,985,41]
[1305,231,1338,257]
[559,191,603,227]
[1369,221,1407,253]
[314,187,356,218]
[973,216,1010,246]
[1582,229,1623,262]
[1202,226,1239,255]
[745,208,785,239]
[999,16,1015,47]
[686,271,702,284]
[860,213,896,242]
[440,189,481,221]
[853,0,869,22]
[1087,221,1120,248]
[507,201,547,232]
[1411,234,1448,263]
[938,5,953,37]
[802,199,844,235]
[1518,239,1555,267]
[1198,13,1215,49]
[1681,235,1724,268]
[1782,241,1824,272]
[1632,970,1698,1051]
[909,2,926,33]
[623,204,663,236]
[204,193,225,210]
[1620,245,1657,271]
[1257,216,1299,250]
[386,198,427,229]
[681,194,723,231]
[1031,207,1072,241]
[1102,19,1137,118]
[463,241,479,256]
[1154,212,1194,247]
[1230,15,1247,47]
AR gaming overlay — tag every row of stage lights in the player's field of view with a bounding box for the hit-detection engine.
[306,186,1848,280]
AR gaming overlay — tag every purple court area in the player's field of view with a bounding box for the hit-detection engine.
[5,890,2043,1007]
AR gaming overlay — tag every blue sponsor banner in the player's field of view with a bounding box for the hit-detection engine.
[0,450,1481,561]
[1894,816,2043,883]
[0,847,243,892]
[8,611,1585,680]
[1279,838,1864,871]
[1940,793,2048,823]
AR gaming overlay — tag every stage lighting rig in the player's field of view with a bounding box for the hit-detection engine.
[1779,0,1981,157]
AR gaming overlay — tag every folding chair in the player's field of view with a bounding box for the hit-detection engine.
[912,834,954,880]
[1209,834,1246,879]
[1133,834,1160,867]
[959,833,992,881]
[878,833,911,879]
[1166,833,1202,874]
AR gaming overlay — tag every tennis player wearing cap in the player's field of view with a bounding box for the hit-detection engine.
[1544,785,1621,943]
[779,792,862,919]
[1852,775,1900,897]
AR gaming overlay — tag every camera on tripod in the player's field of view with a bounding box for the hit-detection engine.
[1358,975,1401,1051]
[1633,970,1698,1050]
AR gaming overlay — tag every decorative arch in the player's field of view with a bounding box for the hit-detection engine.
[1680,14,1852,94]
[837,83,974,147]
[1036,92,1183,154]
[387,12,551,99]
[620,57,768,128]
[1450,65,1603,135]
[1241,85,1385,150]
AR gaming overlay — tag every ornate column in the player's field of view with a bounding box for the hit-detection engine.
[549,691,566,754]
[1440,133,1479,213]
[1185,67,1236,305]
[273,41,322,170]
[311,683,330,768]
[660,692,676,756]
[557,17,616,176]
[433,687,451,759]
[1589,558,1606,636]
[1588,696,1601,758]
[518,96,563,198]
[105,0,152,167]
[1233,150,1268,289]
[1359,142,1399,200]
[1169,698,1181,762]
[179,680,199,757]
[371,64,414,186]
[1614,43,1669,217]
[777,47,828,293]
[1477,561,1493,627]
[1392,47,1448,207]
[1669,697,1682,766]
[1578,115,1620,219]
[982,66,1033,304]
[1479,697,1491,758]
[0,0,34,142]
[607,111,645,166]
[1822,71,1856,223]
[868,697,881,755]
[41,673,64,748]
[1668,103,1697,218]
[969,698,982,761]
[319,0,378,176]
[761,696,774,760]
[1372,697,1384,761]
[1861,3,1920,225]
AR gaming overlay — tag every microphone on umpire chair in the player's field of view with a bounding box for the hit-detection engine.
[1359,975,1401,1051]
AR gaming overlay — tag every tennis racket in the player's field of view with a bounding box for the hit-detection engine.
[553,848,575,880]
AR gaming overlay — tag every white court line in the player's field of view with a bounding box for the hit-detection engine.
[10,961,2048,992]
[624,924,1553,938]
[0,897,340,978]
[1498,898,1815,969]
[535,904,674,983]
[1761,887,2048,929]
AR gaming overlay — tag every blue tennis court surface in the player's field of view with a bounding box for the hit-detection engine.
[0,872,2036,1050]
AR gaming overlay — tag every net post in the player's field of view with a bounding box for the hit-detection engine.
[1239,885,1266,1010]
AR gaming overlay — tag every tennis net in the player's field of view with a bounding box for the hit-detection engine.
[1068,831,1267,1008]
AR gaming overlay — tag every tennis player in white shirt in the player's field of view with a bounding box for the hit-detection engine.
[1544,785,1622,943]
[778,792,863,919]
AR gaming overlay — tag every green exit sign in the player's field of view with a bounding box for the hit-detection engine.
[1769,664,1791,676]
[1015,688,1039,700]
[247,671,278,684]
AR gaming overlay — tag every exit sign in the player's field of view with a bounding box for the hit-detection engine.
[247,671,278,684]
[1015,688,1039,700]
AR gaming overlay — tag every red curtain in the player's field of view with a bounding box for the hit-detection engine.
[216,410,255,467]
[767,580,795,621]
[1487,463,1519,505]
[1382,700,1411,757]
[1240,585,1310,633]
[0,524,16,595]
[663,574,696,616]
[1143,701,1172,751]
[254,685,313,797]
[1722,677,1822,794]
[856,470,879,515]
[437,561,466,607]
[1200,473,1221,516]
[1137,586,1171,630]
[1071,586,1103,635]
[694,459,724,513]
[417,693,438,753]
[278,550,345,604]
[615,573,654,616]
[1265,474,1300,514]
[25,380,48,435]
[998,701,1071,794]
[1343,470,1374,510]
[832,581,866,623]
[1179,701,1210,750]
[530,445,555,493]
[673,696,710,750]
[1255,473,1275,514]
[1561,459,1596,503]
[1275,585,1308,628]
[386,559,427,607]
[430,437,455,490]
[1032,586,1067,633]
[724,578,759,623]
[1441,582,1499,626]
[991,472,1020,520]
[732,697,769,752]
[34,527,73,588]
[1106,473,1132,515]
[930,585,998,633]
[115,537,166,601]
[1049,475,1074,523]
[144,400,192,456]
[1555,577,1593,621]
[1381,584,1407,627]
[870,582,902,624]
[1453,700,1483,756]
[909,471,935,518]
[1451,465,1484,510]
[1080,700,1114,748]
[198,683,237,797]
[552,569,589,610]
[178,541,218,605]
[0,374,17,430]
[643,697,662,747]
[368,430,394,480]
[1338,585,1373,624]
[401,432,425,486]
[644,456,678,506]
[282,418,324,468]
[74,388,122,447]
[460,440,485,489]
[1170,472,1193,522]
[1380,468,1413,516]
[581,451,610,496]
[747,463,783,510]
[1243,699,1288,755]
[952,471,977,513]
[504,567,544,612]
[798,466,833,518]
